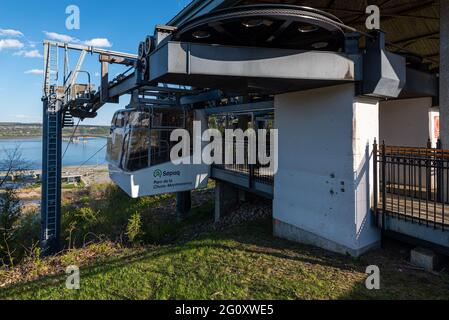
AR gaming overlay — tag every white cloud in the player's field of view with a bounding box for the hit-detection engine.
[43,31,78,43]
[0,29,23,37]
[0,39,24,50]
[43,31,113,48]
[84,38,112,48]
[24,69,44,75]
[14,49,43,58]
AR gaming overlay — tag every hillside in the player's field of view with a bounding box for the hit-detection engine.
[1,181,448,300]
[2,218,449,300]
[0,123,110,138]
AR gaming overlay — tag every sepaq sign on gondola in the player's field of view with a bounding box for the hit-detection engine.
[110,160,210,198]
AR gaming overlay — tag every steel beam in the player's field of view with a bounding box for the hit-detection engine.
[204,100,274,115]
[107,72,140,100]
[99,55,136,66]
[440,0,449,148]
[100,59,110,103]
[362,31,406,98]
[66,50,87,93]
[150,42,358,94]
[43,40,138,60]
[180,90,223,105]
[399,68,438,99]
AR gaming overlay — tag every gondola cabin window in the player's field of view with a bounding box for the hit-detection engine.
[107,107,190,172]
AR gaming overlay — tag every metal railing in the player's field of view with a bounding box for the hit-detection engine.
[214,139,274,186]
[374,140,449,231]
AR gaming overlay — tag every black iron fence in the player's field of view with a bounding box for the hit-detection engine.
[214,139,274,186]
[374,140,449,231]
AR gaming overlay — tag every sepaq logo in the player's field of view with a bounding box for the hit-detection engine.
[154,169,181,178]
[164,170,181,177]
[153,169,163,178]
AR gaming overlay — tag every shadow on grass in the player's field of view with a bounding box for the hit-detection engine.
[2,218,449,300]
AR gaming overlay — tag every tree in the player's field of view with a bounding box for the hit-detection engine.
[0,145,29,265]
[0,188,21,266]
[0,145,30,189]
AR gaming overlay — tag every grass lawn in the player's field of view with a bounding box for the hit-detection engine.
[1,218,449,300]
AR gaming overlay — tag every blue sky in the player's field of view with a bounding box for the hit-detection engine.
[0,0,191,125]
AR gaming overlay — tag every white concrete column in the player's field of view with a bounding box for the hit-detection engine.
[273,84,381,257]
[379,97,434,147]
[440,0,449,148]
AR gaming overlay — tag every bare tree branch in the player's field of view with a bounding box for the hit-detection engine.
[0,145,31,189]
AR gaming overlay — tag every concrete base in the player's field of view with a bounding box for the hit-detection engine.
[274,219,380,257]
[238,189,247,202]
[176,191,192,221]
[215,181,240,222]
[411,247,439,272]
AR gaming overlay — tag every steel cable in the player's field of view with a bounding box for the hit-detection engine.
[62,119,81,160]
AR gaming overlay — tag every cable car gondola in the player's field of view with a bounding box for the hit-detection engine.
[106,105,210,198]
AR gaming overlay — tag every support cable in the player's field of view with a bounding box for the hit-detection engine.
[75,144,107,172]
[62,119,81,160]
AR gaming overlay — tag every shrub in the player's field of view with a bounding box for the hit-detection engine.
[126,212,144,245]
[62,207,100,248]
[13,212,40,259]
[0,188,22,266]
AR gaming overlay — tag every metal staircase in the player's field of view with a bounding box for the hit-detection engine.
[63,110,75,128]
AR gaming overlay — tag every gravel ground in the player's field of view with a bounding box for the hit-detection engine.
[179,194,273,242]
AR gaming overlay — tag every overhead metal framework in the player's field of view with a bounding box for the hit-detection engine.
[170,0,441,71]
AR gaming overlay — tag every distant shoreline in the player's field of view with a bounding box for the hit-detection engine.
[1,164,109,175]
[0,135,41,140]
[0,135,108,141]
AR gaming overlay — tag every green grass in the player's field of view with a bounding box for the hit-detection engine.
[62,183,79,190]
[1,218,449,300]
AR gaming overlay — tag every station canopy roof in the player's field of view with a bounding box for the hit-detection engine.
[169,0,440,71]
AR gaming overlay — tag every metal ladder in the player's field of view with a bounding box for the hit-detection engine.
[43,43,58,97]
[41,42,76,254]
[41,88,63,255]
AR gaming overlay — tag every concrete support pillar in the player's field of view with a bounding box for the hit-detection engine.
[238,189,247,202]
[440,0,449,148]
[273,84,381,257]
[237,115,252,130]
[379,97,434,147]
[176,191,191,220]
[214,181,239,222]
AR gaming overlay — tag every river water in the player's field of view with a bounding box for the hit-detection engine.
[0,137,108,170]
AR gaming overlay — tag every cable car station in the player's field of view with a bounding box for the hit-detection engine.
[40,1,448,258]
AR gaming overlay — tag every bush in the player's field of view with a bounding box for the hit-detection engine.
[62,207,100,248]
[61,184,146,248]
[0,188,22,266]
[14,213,40,258]
[0,180,216,271]
[0,192,40,267]
[126,212,144,245]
